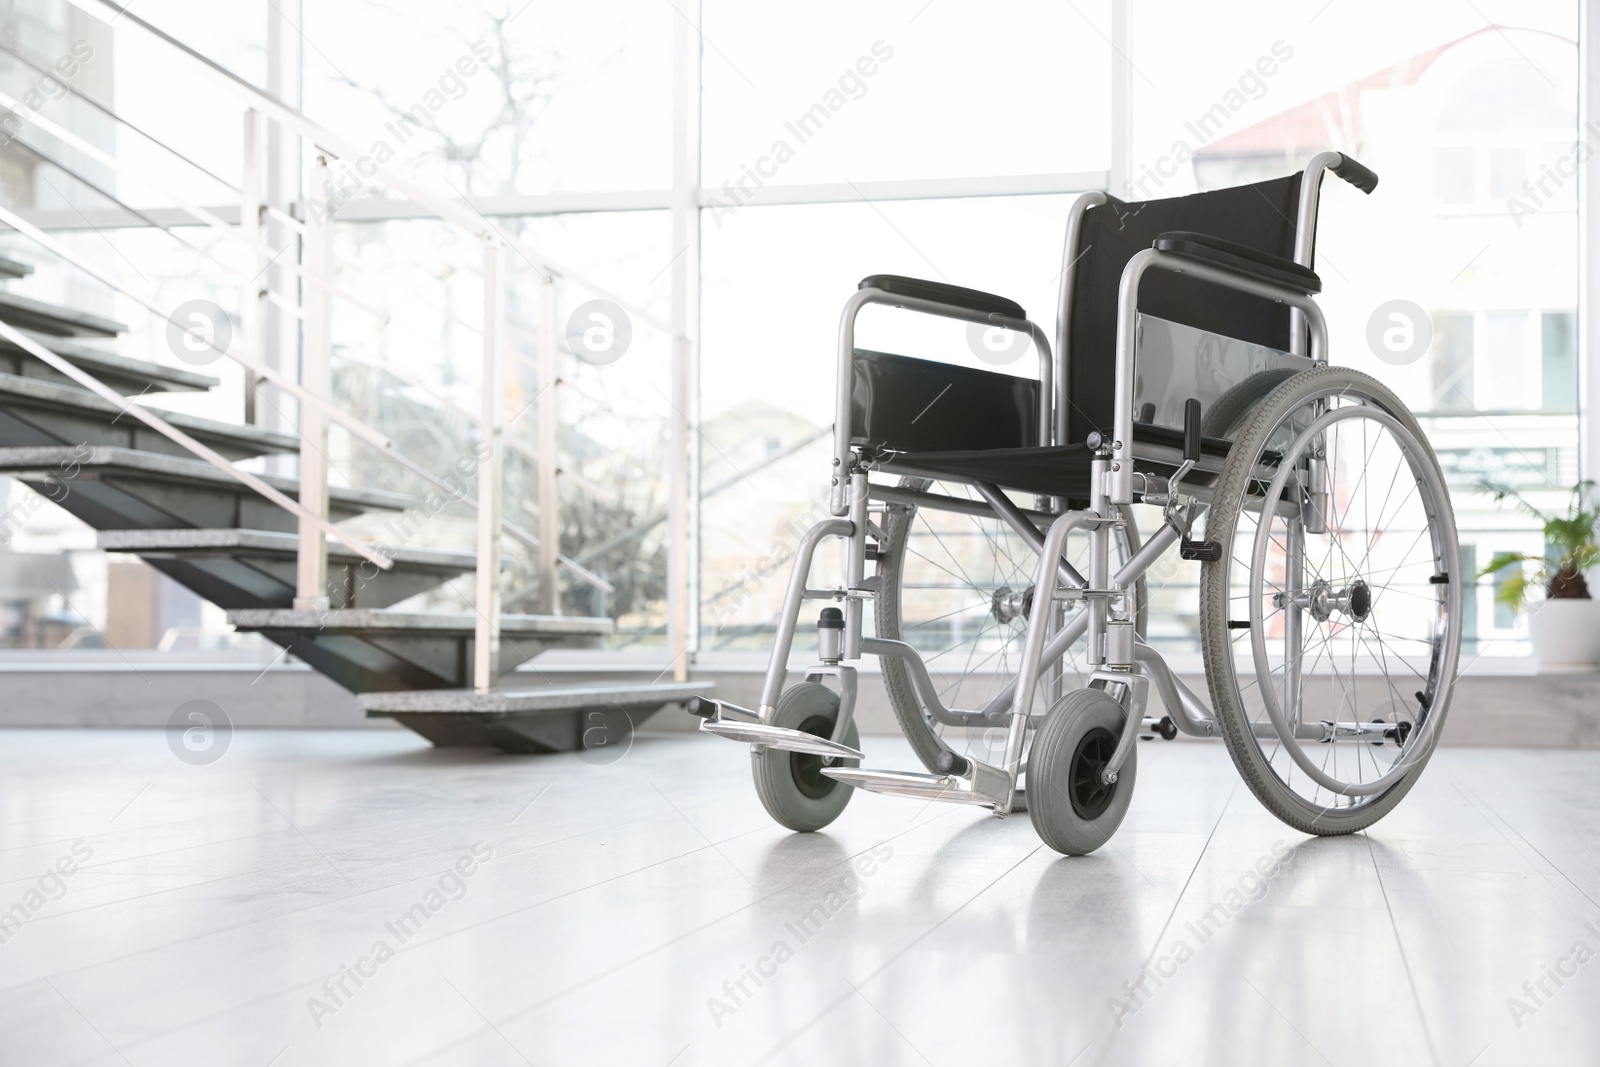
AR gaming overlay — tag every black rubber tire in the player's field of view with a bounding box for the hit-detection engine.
[752,683,861,832]
[1199,366,1454,836]
[1027,688,1136,856]
[875,492,1147,774]
[1201,368,1301,439]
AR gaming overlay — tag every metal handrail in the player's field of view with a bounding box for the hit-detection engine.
[23,1,661,686]
[0,85,458,335]
[0,38,239,194]
[0,197,611,594]
[0,318,391,570]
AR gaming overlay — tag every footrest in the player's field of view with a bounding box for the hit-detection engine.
[698,719,864,760]
[822,767,996,807]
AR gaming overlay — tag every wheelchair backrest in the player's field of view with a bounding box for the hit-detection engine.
[1063,174,1309,445]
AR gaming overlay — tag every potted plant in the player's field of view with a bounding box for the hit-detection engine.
[1478,480,1600,671]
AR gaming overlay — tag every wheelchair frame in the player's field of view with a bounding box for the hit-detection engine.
[691,152,1460,827]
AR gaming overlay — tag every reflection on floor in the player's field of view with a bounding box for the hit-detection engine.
[0,728,1596,1066]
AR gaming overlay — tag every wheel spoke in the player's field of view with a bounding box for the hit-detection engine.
[1202,375,1458,820]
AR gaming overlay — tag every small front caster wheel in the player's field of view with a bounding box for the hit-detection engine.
[752,682,861,832]
[1027,689,1136,856]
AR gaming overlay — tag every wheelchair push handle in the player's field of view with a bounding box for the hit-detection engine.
[1330,153,1379,194]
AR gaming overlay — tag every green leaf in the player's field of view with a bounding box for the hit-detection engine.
[1477,552,1536,579]
[1493,570,1531,614]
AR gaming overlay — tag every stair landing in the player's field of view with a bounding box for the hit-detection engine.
[361,680,713,753]
[227,608,614,693]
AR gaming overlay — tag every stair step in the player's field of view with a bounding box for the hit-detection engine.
[0,329,218,394]
[0,371,297,460]
[361,681,709,714]
[0,255,35,279]
[227,608,613,636]
[361,681,712,752]
[0,446,409,531]
[97,529,473,610]
[227,609,613,693]
[0,290,126,338]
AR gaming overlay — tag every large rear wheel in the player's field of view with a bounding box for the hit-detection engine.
[1199,367,1462,835]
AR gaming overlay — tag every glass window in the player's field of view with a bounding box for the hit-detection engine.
[699,195,1073,646]
[1492,565,1517,630]
[1434,146,1475,205]
[1484,310,1531,411]
[702,0,1112,186]
[1430,312,1474,412]
[321,211,676,643]
[1488,145,1525,201]
[1541,310,1577,412]
[304,0,673,195]
[1132,0,1579,660]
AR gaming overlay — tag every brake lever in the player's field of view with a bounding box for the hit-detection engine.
[1170,398,1221,562]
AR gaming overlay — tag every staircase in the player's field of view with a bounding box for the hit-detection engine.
[0,0,707,752]
[0,255,705,750]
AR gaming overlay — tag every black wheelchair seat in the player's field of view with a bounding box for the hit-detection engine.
[883,422,1233,499]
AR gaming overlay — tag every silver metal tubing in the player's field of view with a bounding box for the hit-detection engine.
[803,664,860,743]
[1092,668,1150,783]
[1055,191,1107,447]
[1253,720,1325,743]
[834,287,1053,513]
[1110,249,1329,504]
[702,718,865,760]
[999,510,1110,810]
[1127,439,1231,481]
[759,518,854,716]
[1295,152,1343,268]
[296,155,333,609]
[867,482,1055,525]
[474,238,506,690]
[844,472,869,659]
[1291,152,1342,357]
[697,697,762,723]
[863,637,993,729]
[972,481,1086,588]
[1134,641,1217,737]
[974,519,1186,720]
[1169,672,1219,734]
[1283,517,1304,727]
[1087,457,1111,667]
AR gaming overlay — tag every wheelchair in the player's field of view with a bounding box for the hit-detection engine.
[688,151,1462,856]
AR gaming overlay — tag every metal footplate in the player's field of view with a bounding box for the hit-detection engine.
[822,753,1022,813]
[688,696,864,760]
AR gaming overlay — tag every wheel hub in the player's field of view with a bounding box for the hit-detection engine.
[991,585,1034,625]
[789,714,842,799]
[1294,578,1373,623]
[1068,726,1118,819]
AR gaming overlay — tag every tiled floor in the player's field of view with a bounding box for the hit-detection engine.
[1,727,1597,1066]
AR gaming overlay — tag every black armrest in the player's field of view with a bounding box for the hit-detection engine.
[1153,231,1321,295]
[859,275,1026,321]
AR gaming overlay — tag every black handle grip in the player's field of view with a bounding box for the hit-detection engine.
[1331,153,1379,194]
[686,696,716,719]
[1183,398,1202,463]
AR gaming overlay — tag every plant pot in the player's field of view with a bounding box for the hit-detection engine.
[1528,598,1600,671]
